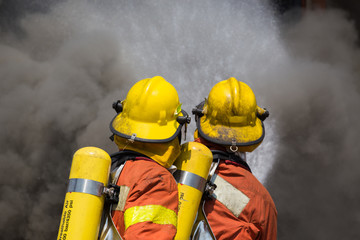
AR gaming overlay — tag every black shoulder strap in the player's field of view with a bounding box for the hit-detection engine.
[110,150,148,170]
[211,150,252,173]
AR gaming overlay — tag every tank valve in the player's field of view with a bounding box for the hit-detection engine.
[103,184,120,204]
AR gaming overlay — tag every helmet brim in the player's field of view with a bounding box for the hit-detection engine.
[197,115,265,147]
[110,112,183,143]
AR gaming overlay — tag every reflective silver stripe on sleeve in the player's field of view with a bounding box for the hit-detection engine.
[212,174,249,217]
[174,170,207,192]
[114,185,130,211]
[67,178,104,197]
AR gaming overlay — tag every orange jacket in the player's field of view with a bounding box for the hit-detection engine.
[112,158,178,240]
[204,160,277,240]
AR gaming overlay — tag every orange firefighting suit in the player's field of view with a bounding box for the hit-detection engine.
[195,137,277,240]
[111,157,178,240]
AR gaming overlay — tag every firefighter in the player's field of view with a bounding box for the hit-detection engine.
[192,77,277,240]
[106,76,190,240]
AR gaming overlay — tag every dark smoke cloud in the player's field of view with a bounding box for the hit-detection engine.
[1,1,359,239]
[265,9,360,240]
[0,33,130,238]
[0,2,133,238]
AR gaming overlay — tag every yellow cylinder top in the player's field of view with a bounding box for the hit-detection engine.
[175,142,213,179]
[69,147,111,185]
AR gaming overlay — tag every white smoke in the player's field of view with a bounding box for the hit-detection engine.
[0,1,280,238]
[1,0,359,239]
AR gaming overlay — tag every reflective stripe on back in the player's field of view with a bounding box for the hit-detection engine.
[124,205,177,230]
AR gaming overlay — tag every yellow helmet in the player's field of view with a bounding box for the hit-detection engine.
[110,76,190,143]
[192,77,269,152]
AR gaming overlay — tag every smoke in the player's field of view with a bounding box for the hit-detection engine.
[0,0,359,239]
[0,2,133,239]
[265,8,360,239]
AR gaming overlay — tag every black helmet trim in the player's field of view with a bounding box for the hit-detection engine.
[109,110,190,143]
[192,101,265,147]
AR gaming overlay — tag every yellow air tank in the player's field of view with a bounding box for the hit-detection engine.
[173,142,213,240]
[57,147,111,240]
